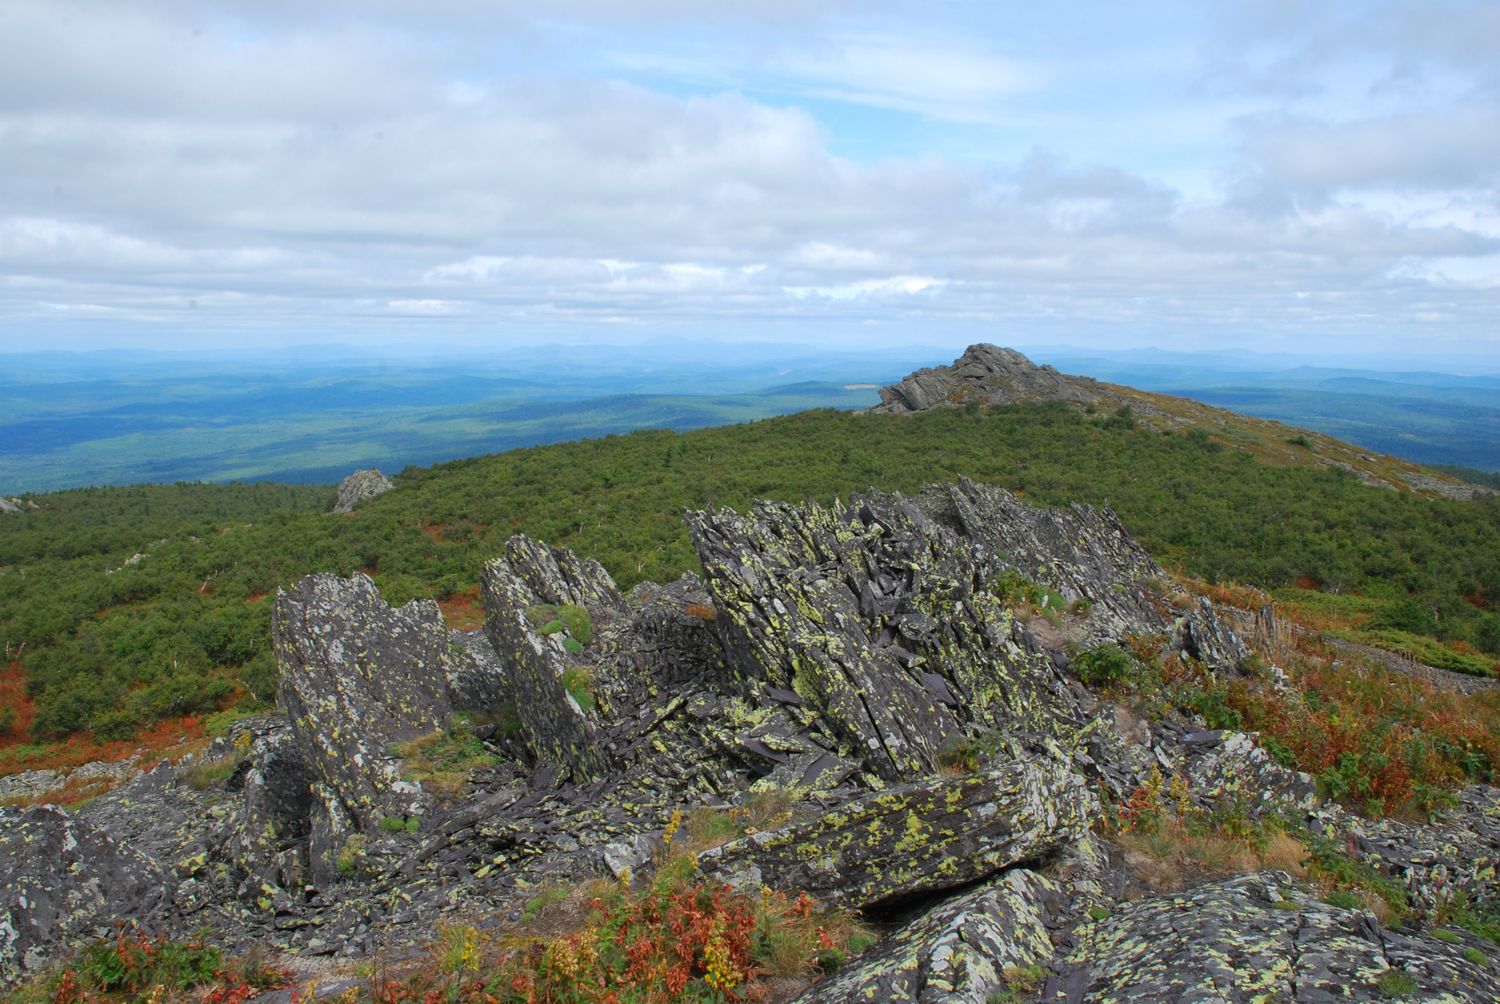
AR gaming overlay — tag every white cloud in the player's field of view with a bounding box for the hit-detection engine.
[0,0,1496,357]
[784,276,947,301]
[387,298,462,315]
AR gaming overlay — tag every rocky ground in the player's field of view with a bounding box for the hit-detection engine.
[4,476,1499,1002]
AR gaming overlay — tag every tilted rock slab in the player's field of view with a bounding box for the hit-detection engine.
[1051,870,1500,1002]
[274,573,457,832]
[795,868,1068,1003]
[481,535,624,781]
[696,760,1097,911]
[914,478,1178,644]
[687,492,1081,783]
[0,806,173,984]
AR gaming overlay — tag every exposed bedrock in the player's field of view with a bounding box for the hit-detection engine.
[0,806,174,984]
[480,535,624,781]
[1051,870,1500,1002]
[870,344,1105,414]
[695,759,1098,911]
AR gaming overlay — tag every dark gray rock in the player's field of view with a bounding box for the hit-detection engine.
[480,536,621,781]
[1052,870,1500,1002]
[871,344,1106,414]
[696,759,1097,911]
[1309,784,1500,915]
[687,490,1083,783]
[795,868,1068,1003]
[273,574,456,834]
[0,806,173,983]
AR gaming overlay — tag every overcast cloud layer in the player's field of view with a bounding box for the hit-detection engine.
[1,1,1497,362]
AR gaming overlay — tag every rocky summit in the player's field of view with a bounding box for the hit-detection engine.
[4,478,1499,1001]
[870,344,1113,415]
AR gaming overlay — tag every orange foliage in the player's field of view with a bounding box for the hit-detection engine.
[1,712,207,777]
[0,661,36,749]
[439,588,488,631]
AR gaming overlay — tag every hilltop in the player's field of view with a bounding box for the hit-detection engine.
[1,345,1499,1000]
[874,344,1495,501]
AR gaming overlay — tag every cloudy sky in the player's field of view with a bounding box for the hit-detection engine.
[2,0,1497,363]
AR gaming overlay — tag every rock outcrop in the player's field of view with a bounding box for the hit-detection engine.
[273,574,494,858]
[7,473,1497,1001]
[1051,870,1500,1001]
[872,344,1108,414]
[331,469,395,514]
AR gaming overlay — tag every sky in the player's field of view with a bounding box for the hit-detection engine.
[1,1,1497,365]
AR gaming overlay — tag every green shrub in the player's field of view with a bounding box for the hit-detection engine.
[1074,644,1134,687]
[77,929,221,996]
[562,666,596,713]
[1375,969,1417,998]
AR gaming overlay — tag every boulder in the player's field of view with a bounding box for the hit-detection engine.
[871,344,1105,414]
[696,759,1097,911]
[0,806,172,983]
[273,573,457,832]
[331,469,394,514]
[795,868,1067,1003]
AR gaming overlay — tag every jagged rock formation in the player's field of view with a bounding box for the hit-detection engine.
[274,575,463,834]
[871,344,1110,414]
[4,476,1498,999]
[330,468,394,514]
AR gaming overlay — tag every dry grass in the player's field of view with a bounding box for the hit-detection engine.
[1114,818,1309,896]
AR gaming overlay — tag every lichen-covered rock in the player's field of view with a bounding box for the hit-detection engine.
[0,806,173,983]
[696,760,1097,910]
[274,573,457,832]
[795,868,1067,1003]
[1178,595,1250,672]
[1051,870,1500,1002]
[1309,784,1500,915]
[621,573,730,690]
[330,469,394,514]
[687,491,1082,782]
[481,536,620,781]
[913,478,1181,644]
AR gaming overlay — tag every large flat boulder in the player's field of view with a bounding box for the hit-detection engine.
[795,868,1067,1003]
[695,759,1097,911]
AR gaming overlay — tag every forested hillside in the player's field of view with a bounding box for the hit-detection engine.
[2,402,1497,751]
